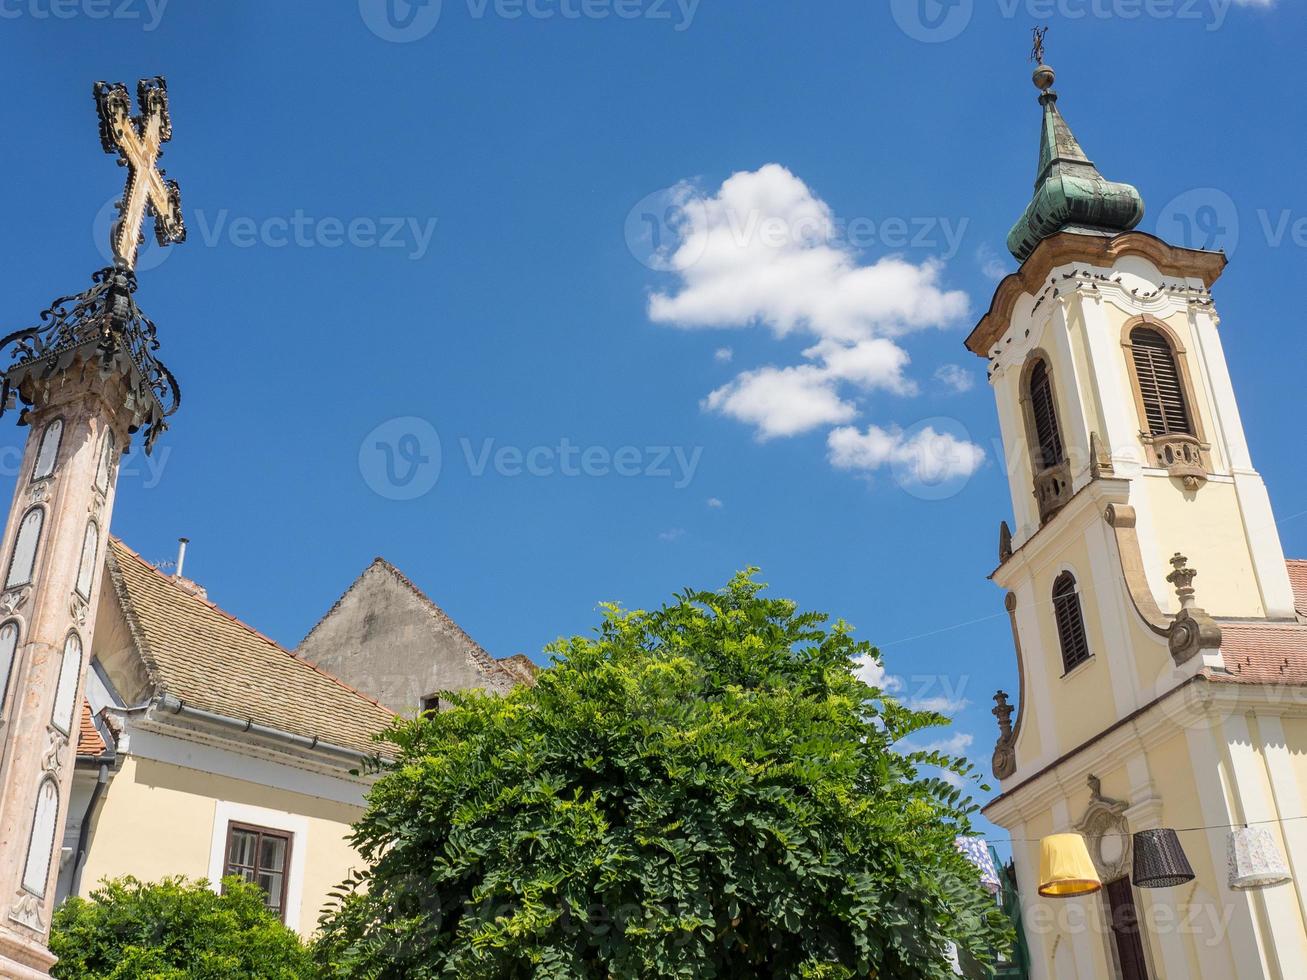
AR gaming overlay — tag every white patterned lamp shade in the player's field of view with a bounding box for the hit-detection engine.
[1228,827,1292,889]
[955,836,1001,895]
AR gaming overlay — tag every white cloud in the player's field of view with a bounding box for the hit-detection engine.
[916,732,973,757]
[854,655,902,693]
[703,338,914,439]
[827,424,985,483]
[648,165,968,340]
[658,528,685,542]
[976,243,1009,281]
[644,164,984,473]
[911,695,970,715]
[713,347,733,363]
[706,497,723,509]
[934,363,975,393]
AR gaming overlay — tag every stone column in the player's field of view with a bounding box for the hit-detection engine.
[0,264,176,978]
[0,352,131,976]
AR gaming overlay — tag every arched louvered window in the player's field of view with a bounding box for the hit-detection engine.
[1028,359,1065,470]
[1052,572,1091,673]
[1129,327,1192,437]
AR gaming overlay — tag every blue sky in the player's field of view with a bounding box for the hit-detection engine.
[1,0,1303,847]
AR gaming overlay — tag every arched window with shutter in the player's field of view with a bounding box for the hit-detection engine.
[1129,326,1192,437]
[1028,358,1065,470]
[1052,572,1091,673]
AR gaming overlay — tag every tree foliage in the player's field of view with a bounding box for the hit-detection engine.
[50,875,315,979]
[315,571,1009,978]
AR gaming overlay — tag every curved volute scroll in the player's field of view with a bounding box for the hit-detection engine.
[1102,505,1223,664]
[1103,503,1170,636]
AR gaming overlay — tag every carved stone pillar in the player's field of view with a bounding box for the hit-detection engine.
[0,267,178,977]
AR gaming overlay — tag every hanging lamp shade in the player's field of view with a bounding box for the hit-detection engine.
[1228,827,1292,889]
[1038,833,1102,897]
[1132,829,1195,888]
[955,836,1002,895]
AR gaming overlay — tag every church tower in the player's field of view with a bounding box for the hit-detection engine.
[0,79,184,977]
[977,46,1307,980]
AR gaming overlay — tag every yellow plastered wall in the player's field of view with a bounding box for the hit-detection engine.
[75,755,364,937]
[1026,536,1114,758]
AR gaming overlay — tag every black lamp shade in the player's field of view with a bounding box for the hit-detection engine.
[1132,829,1195,888]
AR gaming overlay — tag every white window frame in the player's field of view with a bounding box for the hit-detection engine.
[206,800,308,931]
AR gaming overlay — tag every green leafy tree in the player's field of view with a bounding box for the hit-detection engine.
[316,571,1009,978]
[51,875,315,979]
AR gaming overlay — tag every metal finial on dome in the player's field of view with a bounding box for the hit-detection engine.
[1031,26,1055,92]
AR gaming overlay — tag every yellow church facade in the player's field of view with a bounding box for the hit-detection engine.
[977,58,1307,980]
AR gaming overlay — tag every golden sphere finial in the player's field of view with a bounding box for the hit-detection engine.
[1033,63,1056,92]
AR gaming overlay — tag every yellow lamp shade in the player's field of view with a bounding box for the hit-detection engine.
[1038,833,1102,898]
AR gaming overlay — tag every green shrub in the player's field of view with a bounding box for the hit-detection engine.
[315,571,1009,978]
[51,875,315,979]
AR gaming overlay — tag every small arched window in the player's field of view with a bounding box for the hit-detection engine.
[94,428,116,495]
[21,777,60,897]
[1028,359,1065,470]
[5,507,44,590]
[51,632,82,735]
[32,419,63,481]
[1129,326,1192,437]
[0,621,19,715]
[1052,572,1091,673]
[76,520,100,600]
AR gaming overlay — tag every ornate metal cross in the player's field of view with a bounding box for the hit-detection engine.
[93,76,186,271]
[1030,25,1049,66]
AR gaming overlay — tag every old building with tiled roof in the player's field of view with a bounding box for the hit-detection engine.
[53,538,533,937]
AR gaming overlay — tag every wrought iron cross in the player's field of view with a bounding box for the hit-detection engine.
[1031,26,1049,66]
[93,76,186,271]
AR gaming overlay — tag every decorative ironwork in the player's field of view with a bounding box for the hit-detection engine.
[0,266,180,453]
[94,76,185,270]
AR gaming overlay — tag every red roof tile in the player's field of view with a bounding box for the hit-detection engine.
[1208,620,1307,685]
[1288,559,1307,616]
[76,701,109,758]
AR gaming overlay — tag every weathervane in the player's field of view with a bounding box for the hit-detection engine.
[94,76,186,271]
[1031,25,1049,66]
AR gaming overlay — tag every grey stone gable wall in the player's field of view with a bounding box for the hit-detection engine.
[296,559,514,716]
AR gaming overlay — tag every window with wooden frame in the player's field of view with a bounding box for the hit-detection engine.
[1052,572,1091,673]
[1128,326,1191,438]
[1027,359,1065,470]
[223,822,292,921]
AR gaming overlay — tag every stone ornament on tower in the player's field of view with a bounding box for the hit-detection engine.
[0,77,185,978]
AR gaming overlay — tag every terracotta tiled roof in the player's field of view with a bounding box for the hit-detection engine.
[106,539,395,756]
[495,654,541,686]
[1287,559,1307,616]
[1209,621,1307,685]
[76,701,109,759]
